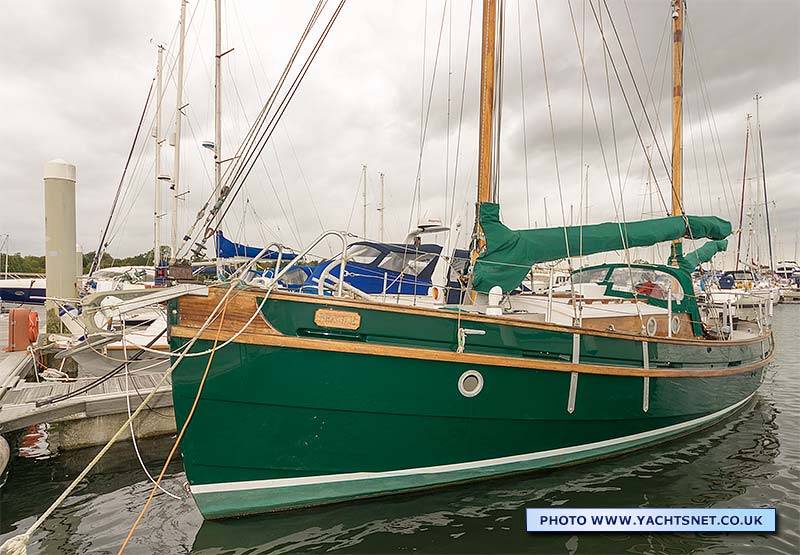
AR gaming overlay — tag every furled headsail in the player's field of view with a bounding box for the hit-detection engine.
[472,203,731,292]
[676,239,728,274]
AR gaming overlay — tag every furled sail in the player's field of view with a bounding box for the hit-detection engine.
[473,203,731,292]
[676,239,728,274]
[214,231,296,260]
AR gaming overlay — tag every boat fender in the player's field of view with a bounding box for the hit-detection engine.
[28,311,40,343]
[0,435,9,479]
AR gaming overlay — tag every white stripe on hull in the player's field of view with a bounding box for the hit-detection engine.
[191,393,754,495]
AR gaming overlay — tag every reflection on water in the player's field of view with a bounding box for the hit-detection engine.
[17,424,54,460]
[0,307,798,554]
[190,393,788,555]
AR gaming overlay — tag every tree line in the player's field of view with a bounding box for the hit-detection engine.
[2,249,162,275]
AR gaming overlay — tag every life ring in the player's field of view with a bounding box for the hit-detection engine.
[28,311,39,342]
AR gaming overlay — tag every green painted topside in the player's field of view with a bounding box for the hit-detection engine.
[260,294,770,370]
[170,327,764,517]
[169,289,771,518]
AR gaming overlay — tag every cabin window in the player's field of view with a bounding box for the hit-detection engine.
[279,268,308,286]
[345,245,382,265]
[377,251,436,277]
[450,254,470,274]
[608,268,684,302]
[727,271,753,281]
[571,268,609,284]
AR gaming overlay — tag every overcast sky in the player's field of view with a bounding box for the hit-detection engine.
[1,0,798,268]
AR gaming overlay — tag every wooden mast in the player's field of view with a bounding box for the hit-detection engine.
[669,0,684,265]
[471,0,498,268]
[477,0,498,206]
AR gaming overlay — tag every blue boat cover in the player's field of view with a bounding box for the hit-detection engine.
[215,231,296,260]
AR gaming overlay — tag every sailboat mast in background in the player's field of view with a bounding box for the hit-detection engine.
[170,0,187,263]
[154,44,164,267]
[755,94,775,274]
[362,164,368,238]
[735,114,751,271]
[214,0,223,230]
[379,172,385,242]
[213,0,224,277]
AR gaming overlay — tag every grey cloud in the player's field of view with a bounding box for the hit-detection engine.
[0,0,797,267]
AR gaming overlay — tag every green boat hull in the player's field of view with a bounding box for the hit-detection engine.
[170,293,771,519]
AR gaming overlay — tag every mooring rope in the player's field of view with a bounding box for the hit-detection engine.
[0,280,243,555]
[117,297,230,553]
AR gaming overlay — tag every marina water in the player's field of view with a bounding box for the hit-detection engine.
[1,306,798,554]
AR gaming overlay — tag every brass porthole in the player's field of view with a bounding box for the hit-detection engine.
[646,316,658,337]
[671,315,681,335]
[458,370,484,398]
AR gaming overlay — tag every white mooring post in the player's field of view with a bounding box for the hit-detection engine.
[44,159,78,332]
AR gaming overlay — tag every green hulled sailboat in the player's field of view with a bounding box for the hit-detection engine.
[169,0,774,519]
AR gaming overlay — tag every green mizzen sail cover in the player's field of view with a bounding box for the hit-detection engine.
[677,239,728,273]
[473,203,732,292]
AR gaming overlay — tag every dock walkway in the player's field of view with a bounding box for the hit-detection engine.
[0,373,173,434]
[1,305,175,446]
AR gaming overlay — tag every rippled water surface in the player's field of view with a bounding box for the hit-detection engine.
[1,306,798,554]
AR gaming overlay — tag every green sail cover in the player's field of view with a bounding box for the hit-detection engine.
[473,203,732,292]
[677,239,728,274]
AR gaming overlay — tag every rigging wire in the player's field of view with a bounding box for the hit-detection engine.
[598,6,625,220]
[615,13,670,209]
[567,0,646,326]
[444,0,453,225]
[406,0,450,235]
[179,0,344,259]
[491,0,506,201]
[590,0,672,215]
[578,0,586,276]
[229,0,325,245]
[532,0,579,321]
[90,1,196,267]
[89,78,155,276]
[515,0,531,228]
[201,1,336,233]
[684,15,738,223]
[622,1,671,162]
[418,0,429,225]
[445,0,475,257]
[684,92,706,216]
[223,56,302,246]
[209,0,328,214]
